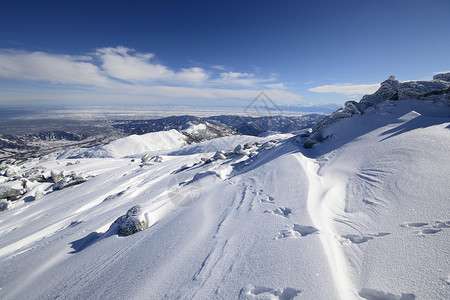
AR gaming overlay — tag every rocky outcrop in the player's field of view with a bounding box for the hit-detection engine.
[433,72,450,82]
[300,72,450,148]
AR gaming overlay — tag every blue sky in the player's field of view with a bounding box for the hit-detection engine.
[0,0,449,108]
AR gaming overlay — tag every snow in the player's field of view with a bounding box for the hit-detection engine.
[58,129,188,158]
[0,98,449,299]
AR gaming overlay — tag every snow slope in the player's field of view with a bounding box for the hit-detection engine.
[0,97,449,298]
[56,129,188,159]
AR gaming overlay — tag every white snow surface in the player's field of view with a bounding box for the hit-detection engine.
[0,100,449,300]
[58,129,188,159]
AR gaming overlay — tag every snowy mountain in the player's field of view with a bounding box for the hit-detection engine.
[0,74,449,299]
[0,114,323,162]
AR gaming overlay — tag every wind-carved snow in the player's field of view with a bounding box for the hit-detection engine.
[295,153,358,299]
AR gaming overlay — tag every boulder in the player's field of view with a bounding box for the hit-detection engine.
[0,183,26,200]
[53,174,87,191]
[113,205,147,237]
[51,170,64,183]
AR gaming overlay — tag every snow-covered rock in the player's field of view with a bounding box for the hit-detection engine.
[433,72,450,82]
[4,168,17,178]
[51,170,64,183]
[53,174,87,191]
[111,205,147,237]
[0,182,26,200]
[213,150,227,160]
[398,79,450,100]
[360,75,400,105]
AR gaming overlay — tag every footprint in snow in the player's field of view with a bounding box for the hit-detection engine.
[260,195,275,203]
[239,284,301,300]
[264,206,292,218]
[276,224,319,239]
[401,220,449,235]
[340,232,390,245]
[358,287,415,300]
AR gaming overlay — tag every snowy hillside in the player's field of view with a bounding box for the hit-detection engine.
[0,74,449,299]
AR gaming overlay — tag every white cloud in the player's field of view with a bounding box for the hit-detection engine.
[219,72,252,79]
[213,71,277,87]
[211,65,227,71]
[0,49,108,86]
[97,46,209,85]
[265,83,286,89]
[0,46,302,105]
[308,83,380,95]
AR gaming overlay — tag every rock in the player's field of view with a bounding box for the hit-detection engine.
[29,173,46,183]
[4,168,16,177]
[66,160,80,166]
[262,141,276,150]
[243,142,254,149]
[153,155,163,163]
[0,199,11,211]
[344,101,365,115]
[398,80,450,100]
[51,170,64,183]
[301,73,450,149]
[141,153,150,164]
[303,139,318,149]
[22,169,39,178]
[53,174,87,191]
[213,151,227,160]
[233,144,246,155]
[433,72,450,82]
[0,183,26,200]
[360,75,400,105]
[53,177,70,190]
[113,205,147,237]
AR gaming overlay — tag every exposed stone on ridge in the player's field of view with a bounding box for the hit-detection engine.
[300,72,450,148]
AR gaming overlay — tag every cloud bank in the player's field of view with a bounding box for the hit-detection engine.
[0,47,301,105]
[308,83,380,95]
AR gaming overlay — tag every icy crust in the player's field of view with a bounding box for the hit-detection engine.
[299,73,450,148]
